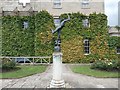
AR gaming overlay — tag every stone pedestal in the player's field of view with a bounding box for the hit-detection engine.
[50,52,65,88]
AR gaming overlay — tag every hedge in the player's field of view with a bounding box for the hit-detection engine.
[1,11,119,63]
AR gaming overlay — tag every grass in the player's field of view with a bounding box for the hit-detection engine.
[71,65,119,78]
[0,65,47,79]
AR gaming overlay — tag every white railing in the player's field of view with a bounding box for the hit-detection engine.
[0,56,52,64]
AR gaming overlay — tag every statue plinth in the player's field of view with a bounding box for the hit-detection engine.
[50,52,65,88]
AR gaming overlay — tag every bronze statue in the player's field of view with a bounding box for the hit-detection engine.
[51,14,70,52]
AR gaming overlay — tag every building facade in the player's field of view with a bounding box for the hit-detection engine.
[1,0,120,61]
[118,1,120,26]
[109,27,120,37]
[0,0,104,16]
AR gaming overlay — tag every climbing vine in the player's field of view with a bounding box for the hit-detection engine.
[1,11,119,63]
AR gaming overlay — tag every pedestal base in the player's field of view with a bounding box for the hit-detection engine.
[50,79,65,88]
[49,52,65,88]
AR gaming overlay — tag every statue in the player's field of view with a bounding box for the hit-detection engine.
[51,14,70,52]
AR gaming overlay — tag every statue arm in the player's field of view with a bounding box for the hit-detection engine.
[60,14,70,26]
[52,25,61,34]
[52,14,70,34]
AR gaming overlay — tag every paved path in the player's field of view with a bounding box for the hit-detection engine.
[0,64,119,89]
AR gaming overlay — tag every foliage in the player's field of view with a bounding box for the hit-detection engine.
[91,59,120,71]
[1,11,119,63]
[0,58,16,70]
[60,13,109,62]
[34,11,54,56]
[2,16,35,56]
[108,36,120,48]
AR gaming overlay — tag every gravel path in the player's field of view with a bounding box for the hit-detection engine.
[0,64,119,89]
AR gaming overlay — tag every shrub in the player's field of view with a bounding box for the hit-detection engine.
[91,59,120,71]
[1,58,16,70]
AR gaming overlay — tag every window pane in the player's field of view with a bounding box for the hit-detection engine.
[81,0,90,9]
[53,0,61,8]
[23,21,29,29]
[84,39,90,54]
[84,43,88,46]
[82,19,89,27]
[54,18,60,27]
[117,47,120,54]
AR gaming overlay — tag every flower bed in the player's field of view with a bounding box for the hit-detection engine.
[91,58,120,71]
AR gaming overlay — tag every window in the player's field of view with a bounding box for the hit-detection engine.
[23,21,29,29]
[53,0,62,9]
[82,19,89,27]
[54,16,61,27]
[116,47,120,54]
[81,0,90,9]
[84,39,90,55]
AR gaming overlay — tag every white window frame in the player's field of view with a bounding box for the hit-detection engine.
[53,16,61,27]
[84,39,90,55]
[82,19,90,27]
[116,47,120,54]
[81,0,90,9]
[23,21,29,29]
[53,0,62,9]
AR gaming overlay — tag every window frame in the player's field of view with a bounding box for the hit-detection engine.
[81,0,90,9]
[23,21,29,29]
[116,47,120,54]
[53,16,61,27]
[83,39,90,55]
[53,0,62,9]
[82,18,90,28]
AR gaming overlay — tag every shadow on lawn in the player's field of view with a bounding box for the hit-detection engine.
[0,67,21,73]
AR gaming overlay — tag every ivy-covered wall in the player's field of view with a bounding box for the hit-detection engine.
[34,11,54,56]
[59,13,115,63]
[1,11,119,63]
[2,16,35,56]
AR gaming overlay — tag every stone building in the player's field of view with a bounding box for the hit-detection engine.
[109,27,120,37]
[0,0,120,60]
[0,0,104,16]
[118,1,120,26]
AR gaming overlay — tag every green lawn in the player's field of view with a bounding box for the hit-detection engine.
[0,65,47,79]
[71,65,119,78]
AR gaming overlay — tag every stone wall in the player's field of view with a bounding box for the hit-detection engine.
[0,0,104,16]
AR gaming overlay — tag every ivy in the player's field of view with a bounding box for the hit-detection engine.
[108,36,120,48]
[1,11,118,63]
[2,16,35,56]
[34,11,54,56]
